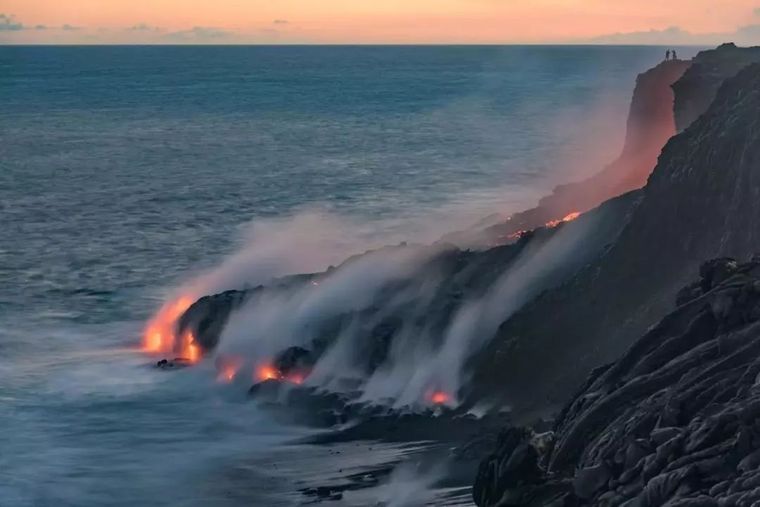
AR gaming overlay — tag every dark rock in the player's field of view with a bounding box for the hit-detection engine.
[474,254,760,505]
[469,60,760,416]
[672,43,760,132]
[573,463,611,499]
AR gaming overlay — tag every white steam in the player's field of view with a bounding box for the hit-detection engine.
[200,205,600,408]
[357,212,599,407]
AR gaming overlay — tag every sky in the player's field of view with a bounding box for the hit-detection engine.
[1,0,760,45]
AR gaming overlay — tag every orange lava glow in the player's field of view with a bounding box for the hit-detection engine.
[180,331,201,363]
[430,391,451,405]
[142,295,199,362]
[256,364,282,382]
[545,211,581,228]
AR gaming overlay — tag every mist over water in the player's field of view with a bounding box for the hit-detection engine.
[0,45,699,505]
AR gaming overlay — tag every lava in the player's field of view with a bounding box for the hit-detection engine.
[430,391,452,405]
[545,211,581,228]
[254,363,309,385]
[256,364,281,381]
[142,295,200,362]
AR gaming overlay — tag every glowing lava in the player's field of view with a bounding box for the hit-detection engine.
[256,364,281,381]
[545,211,581,228]
[254,363,309,385]
[180,331,201,363]
[430,391,451,405]
[142,295,200,363]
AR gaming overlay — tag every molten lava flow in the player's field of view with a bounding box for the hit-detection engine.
[142,295,199,362]
[254,363,310,385]
[430,391,451,405]
[256,364,281,382]
[545,211,581,228]
[180,331,201,363]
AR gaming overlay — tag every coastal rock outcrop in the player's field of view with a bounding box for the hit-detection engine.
[672,43,760,132]
[473,257,760,506]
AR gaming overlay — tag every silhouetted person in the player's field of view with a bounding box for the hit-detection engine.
[672,50,678,60]
[666,49,671,60]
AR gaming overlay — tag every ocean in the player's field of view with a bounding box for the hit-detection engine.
[0,45,698,506]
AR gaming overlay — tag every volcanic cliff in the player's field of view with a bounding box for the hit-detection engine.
[468,61,760,417]
[673,43,760,132]
[484,58,688,239]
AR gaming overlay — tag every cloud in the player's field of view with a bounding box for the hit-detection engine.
[127,22,161,32]
[273,19,289,25]
[588,24,760,46]
[0,13,23,31]
[164,26,231,42]
[755,7,760,17]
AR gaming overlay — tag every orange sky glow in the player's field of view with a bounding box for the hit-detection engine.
[1,0,759,44]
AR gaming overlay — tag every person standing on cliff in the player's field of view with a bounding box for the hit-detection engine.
[666,49,671,60]
[672,49,678,60]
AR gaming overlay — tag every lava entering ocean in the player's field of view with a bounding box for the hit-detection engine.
[142,295,201,362]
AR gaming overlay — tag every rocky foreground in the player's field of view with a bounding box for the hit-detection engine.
[473,257,760,506]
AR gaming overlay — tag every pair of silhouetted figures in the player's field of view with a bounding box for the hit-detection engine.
[665,49,679,61]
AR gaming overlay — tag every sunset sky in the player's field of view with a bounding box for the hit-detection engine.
[2,0,760,44]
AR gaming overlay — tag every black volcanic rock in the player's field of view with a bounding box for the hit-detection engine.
[473,257,760,506]
[470,63,760,416]
[672,43,760,132]
[177,288,249,351]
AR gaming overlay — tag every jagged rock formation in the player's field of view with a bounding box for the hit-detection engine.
[480,59,689,241]
[473,257,760,506]
[673,43,760,132]
[469,63,760,416]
